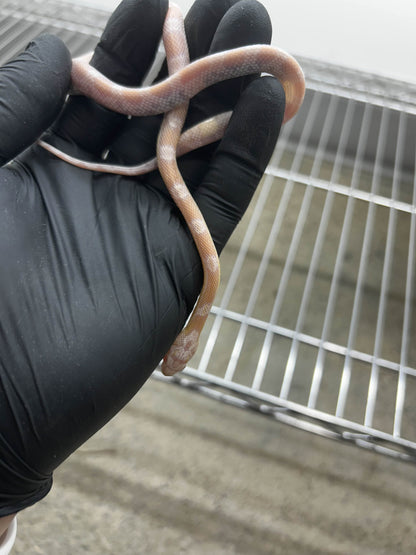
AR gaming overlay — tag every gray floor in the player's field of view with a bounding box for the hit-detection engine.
[11,376,416,554]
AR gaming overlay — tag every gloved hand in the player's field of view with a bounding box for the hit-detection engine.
[0,0,285,516]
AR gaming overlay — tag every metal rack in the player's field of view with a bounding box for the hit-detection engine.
[2,0,416,462]
[165,65,416,462]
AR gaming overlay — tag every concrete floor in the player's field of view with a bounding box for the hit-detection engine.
[12,377,416,554]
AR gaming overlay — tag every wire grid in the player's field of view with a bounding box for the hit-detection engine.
[0,0,105,63]
[2,0,416,462]
[162,77,416,463]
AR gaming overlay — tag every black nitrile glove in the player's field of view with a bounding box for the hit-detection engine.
[0,0,285,516]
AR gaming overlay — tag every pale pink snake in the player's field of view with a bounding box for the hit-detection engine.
[39,2,305,375]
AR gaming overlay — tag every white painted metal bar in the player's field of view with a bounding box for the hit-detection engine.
[364,112,405,428]
[335,102,374,417]
[240,92,336,389]
[307,98,357,408]
[199,92,322,377]
[251,91,326,389]
[208,305,416,379]
[304,75,416,118]
[222,114,309,381]
[266,168,416,215]
[341,107,390,427]
[0,1,104,36]
[278,94,342,399]
[223,173,294,381]
[393,121,416,437]
[158,367,416,460]
[196,117,295,373]
[197,145,283,374]
[0,18,39,53]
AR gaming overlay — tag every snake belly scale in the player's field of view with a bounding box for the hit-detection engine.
[39,2,306,375]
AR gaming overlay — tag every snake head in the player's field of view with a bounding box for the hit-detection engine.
[161,329,199,376]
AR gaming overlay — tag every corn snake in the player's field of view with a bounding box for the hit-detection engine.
[39,2,305,375]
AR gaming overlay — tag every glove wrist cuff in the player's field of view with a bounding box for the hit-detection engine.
[0,517,17,555]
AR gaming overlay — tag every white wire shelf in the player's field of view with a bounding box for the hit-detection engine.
[165,82,416,462]
[3,0,416,462]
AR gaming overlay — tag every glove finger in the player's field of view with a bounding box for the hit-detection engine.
[174,0,274,193]
[110,0,272,179]
[156,0,243,79]
[144,0,273,198]
[107,0,242,166]
[194,75,286,254]
[0,34,71,166]
[186,0,273,127]
[51,0,168,157]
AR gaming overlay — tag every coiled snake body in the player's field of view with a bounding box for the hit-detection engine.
[39,3,305,375]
